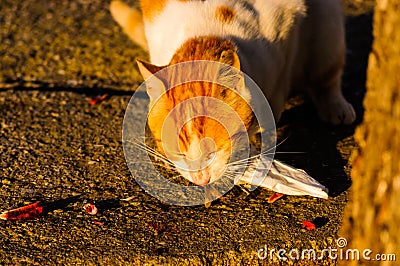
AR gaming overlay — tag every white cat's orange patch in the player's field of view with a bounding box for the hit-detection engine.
[171,37,237,63]
[140,0,166,22]
[215,6,235,24]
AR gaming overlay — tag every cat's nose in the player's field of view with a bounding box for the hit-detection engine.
[190,170,210,185]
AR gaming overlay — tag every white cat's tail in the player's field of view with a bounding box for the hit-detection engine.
[110,1,148,50]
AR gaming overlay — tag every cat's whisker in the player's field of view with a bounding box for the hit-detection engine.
[226,148,274,166]
[127,161,174,169]
[274,151,306,154]
[248,135,290,155]
[222,173,238,180]
[147,153,175,166]
[272,135,290,150]
[126,139,159,150]
[224,170,248,176]
[125,139,160,155]
[227,136,302,166]
[227,153,261,165]
[124,139,175,166]
[128,146,173,165]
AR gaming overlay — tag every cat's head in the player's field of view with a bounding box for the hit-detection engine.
[138,38,255,185]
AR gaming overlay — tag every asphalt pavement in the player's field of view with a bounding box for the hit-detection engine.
[0,0,374,265]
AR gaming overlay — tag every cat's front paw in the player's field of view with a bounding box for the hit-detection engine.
[317,97,356,125]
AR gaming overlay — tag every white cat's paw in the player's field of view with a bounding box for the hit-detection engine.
[317,97,356,125]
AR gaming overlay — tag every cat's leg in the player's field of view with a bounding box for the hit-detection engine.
[308,59,356,125]
[305,0,356,125]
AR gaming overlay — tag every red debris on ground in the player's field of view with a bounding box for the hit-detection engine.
[0,202,43,221]
[302,220,317,230]
[267,192,285,203]
[83,203,98,215]
[89,93,109,105]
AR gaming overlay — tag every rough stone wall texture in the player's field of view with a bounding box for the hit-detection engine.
[340,0,400,265]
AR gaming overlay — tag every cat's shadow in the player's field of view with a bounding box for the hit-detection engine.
[274,99,355,197]
[271,13,374,197]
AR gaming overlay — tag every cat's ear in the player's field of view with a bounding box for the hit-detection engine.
[217,50,250,101]
[137,59,167,102]
[219,50,241,70]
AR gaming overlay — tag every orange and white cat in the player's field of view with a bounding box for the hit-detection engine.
[111,0,356,186]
